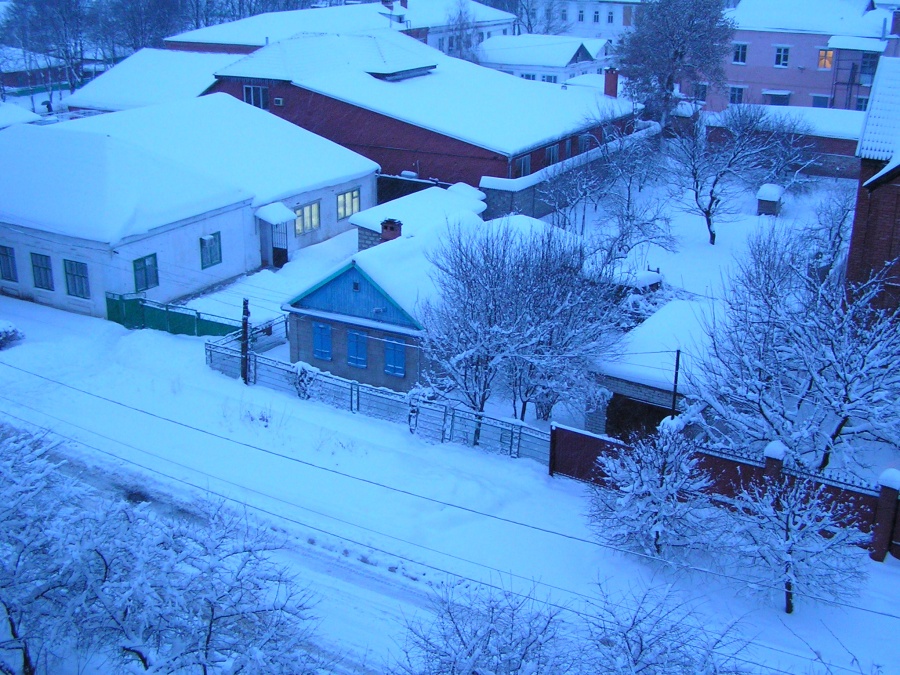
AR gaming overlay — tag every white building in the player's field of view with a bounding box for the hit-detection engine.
[0,94,379,318]
[554,1,641,41]
[476,33,610,82]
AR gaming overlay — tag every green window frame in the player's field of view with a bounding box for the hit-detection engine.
[0,245,17,282]
[200,232,222,269]
[63,259,90,299]
[336,188,361,220]
[31,253,53,290]
[133,253,159,292]
[295,201,321,235]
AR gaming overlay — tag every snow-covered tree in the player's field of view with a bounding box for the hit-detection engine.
[393,580,578,675]
[690,215,900,472]
[585,585,748,674]
[588,423,723,559]
[421,220,623,422]
[0,322,23,350]
[615,0,734,128]
[729,475,869,614]
[83,500,320,673]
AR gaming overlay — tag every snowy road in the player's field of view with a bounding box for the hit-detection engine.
[2,295,900,673]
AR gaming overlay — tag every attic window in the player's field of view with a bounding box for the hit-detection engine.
[352,280,361,292]
[368,65,436,82]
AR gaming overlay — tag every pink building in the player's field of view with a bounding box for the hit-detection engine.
[698,0,900,111]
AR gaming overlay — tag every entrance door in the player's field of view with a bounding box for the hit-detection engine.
[272,221,289,268]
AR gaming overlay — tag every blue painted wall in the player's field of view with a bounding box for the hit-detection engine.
[296,266,418,329]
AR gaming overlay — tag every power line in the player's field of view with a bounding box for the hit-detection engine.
[0,406,855,675]
[0,357,895,627]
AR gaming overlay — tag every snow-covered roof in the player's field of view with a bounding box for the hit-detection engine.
[167,0,514,48]
[0,124,250,245]
[728,0,893,36]
[858,57,900,161]
[216,31,634,156]
[0,46,63,71]
[61,93,379,207]
[757,183,786,201]
[349,186,486,234]
[0,102,40,129]
[63,49,244,112]
[476,34,604,68]
[290,214,555,323]
[256,202,297,225]
[705,104,865,141]
[827,35,889,52]
[594,299,715,394]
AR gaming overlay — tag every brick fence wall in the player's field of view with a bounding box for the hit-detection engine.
[549,424,897,562]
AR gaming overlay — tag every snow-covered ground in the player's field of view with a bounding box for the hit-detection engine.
[2,287,900,673]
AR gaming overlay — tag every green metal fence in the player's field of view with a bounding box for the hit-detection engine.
[106,293,240,337]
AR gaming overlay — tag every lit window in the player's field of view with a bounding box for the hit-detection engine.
[242,85,269,109]
[200,232,222,269]
[313,322,332,360]
[384,339,406,377]
[733,43,747,64]
[775,46,790,68]
[0,245,17,283]
[133,253,159,292]
[336,188,361,220]
[347,330,367,368]
[31,253,52,290]
[63,259,90,299]
[817,49,834,70]
[295,201,321,234]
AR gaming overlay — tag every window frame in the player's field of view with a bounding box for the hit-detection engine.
[294,200,321,235]
[817,48,834,70]
[693,82,708,102]
[336,188,361,220]
[521,73,536,80]
[732,43,748,65]
[607,10,614,24]
[312,322,332,361]
[133,253,159,293]
[775,46,790,68]
[347,330,368,369]
[513,154,531,178]
[593,9,600,22]
[545,144,559,165]
[811,94,831,108]
[577,8,584,21]
[856,96,869,111]
[31,252,53,291]
[0,245,17,283]
[541,74,557,83]
[384,339,406,377]
[729,86,745,105]
[200,231,222,269]
[63,259,90,299]
[242,84,269,110]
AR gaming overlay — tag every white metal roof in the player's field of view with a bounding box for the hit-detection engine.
[857,57,900,160]
[477,34,605,68]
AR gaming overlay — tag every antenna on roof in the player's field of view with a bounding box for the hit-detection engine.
[265,36,269,45]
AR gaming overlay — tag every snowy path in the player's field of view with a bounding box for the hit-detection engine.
[2,295,900,673]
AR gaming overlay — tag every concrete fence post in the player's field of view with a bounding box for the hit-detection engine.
[763,440,787,480]
[870,469,900,562]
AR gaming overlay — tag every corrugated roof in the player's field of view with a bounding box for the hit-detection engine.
[857,57,900,160]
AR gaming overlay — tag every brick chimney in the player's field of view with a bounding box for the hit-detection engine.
[400,0,408,8]
[381,218,402,242]
[604,68,619,98]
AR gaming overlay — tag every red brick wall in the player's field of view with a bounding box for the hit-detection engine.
[210,78,511,184]
[848,159,900,309]
[165,41,258,54]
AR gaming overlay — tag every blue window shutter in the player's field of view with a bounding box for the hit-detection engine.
[384,340,406,377]
[348,331,368,368]
[313,323,332,360]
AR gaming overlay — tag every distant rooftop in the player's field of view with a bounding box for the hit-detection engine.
[64,49,244,112]
[477,34,608,68]
[728,0,895,36]
[166,0,515,48]
[215,30,634,156]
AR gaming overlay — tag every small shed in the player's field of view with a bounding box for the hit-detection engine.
[756,183,785,216]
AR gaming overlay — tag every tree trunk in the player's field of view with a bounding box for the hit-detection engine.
[784,578,794,614]
[706,216,716,245]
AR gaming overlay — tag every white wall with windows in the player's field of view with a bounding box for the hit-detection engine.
[0,203,254,318]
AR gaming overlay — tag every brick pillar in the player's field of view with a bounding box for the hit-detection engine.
[604,68,619,98]
[871,469,900,562]
[763,440,786,480]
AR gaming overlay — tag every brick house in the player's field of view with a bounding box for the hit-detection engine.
[693,0,900,112]
[847,56,900,308]
[0,46,66,94]
[208,31,635,203]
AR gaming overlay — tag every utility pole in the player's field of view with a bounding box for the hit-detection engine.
[670,349,681,419]
[240,298,250,385]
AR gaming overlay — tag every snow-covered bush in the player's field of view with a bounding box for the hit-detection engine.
[729,476,869,614]
[0,321,24,350]
[585,585,748,674]
[393,580,579,675]
[588,424,724,559]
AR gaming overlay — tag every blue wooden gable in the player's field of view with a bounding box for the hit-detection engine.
[290,262,421,330]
